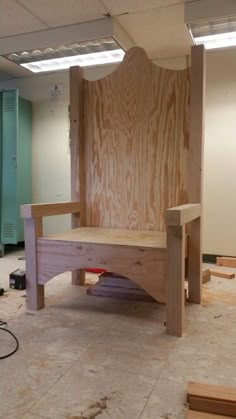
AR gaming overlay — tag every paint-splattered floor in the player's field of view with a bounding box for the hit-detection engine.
[0,248,235,419]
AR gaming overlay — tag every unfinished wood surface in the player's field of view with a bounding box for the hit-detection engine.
[210,270,235,279]
[188,397,236,417]
[36,239,167,302]
[83,47,190,231]
[70,66,86,285]
[24,218,44,310]
[188,45,205,304]
[166,225,185,336]
[216,257,236,268]
[21,202,80,219]
[166,204,201,226]
[202,269,211,284]
[187,409,229,418]
[42,227,167,248]
[187,382,236,404]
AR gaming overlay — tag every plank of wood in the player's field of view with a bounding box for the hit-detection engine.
[21,202,80,218]
[188,45,206,304]
[188,397,236,417]
[87,284,155,302]
[37,238,167,303]
[42,227,167,248]
[24,218,44,310]
[166,204,201,226]
[202,269,211,284]
[187,408,230,418]
[70,66,86,285]
[210,270,235,279]
[187,382,236,403]
[84,47,190,231]
[166,225,185,336]
[216,257,236,268]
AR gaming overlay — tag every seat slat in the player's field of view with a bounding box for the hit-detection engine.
[40,227,167,249]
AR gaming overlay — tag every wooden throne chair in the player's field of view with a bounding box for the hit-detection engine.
[21,45,205,336]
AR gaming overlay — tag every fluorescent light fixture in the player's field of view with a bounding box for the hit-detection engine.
[21,49,124,73]
[194,31,236,50]
[188,16,236,50]
[3,37,125,73]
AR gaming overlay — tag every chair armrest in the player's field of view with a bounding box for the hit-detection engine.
[166,203,201,226]
[21,202,80,219]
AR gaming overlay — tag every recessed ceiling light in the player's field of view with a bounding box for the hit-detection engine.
[3,37,125,73]
[188,16,236,50]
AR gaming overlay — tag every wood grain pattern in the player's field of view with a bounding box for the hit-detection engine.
[37,239,167,302]
[188,45,205,304]
[70,66,86,285]
[21,202,80,218]
[83,47,190,231]
[43,227,167,248]
[166,203,201,226]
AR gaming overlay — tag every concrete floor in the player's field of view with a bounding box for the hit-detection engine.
[0,248,236,419]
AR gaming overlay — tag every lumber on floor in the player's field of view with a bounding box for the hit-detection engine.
[210,270,235,280]
[187,382,236,404]
[187,409,230,418]
[216,257,236,268]
[202,269,211,283]
[188,397,236,417]
[187,382,236,417]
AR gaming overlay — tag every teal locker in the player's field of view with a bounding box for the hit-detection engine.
[0,90,32,257]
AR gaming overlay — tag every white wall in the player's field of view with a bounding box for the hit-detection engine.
[0,51,236,255]
[203,49,236,256]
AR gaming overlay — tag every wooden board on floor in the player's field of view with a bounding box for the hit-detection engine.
[187,382,236,417]
[202,269,211,283]
[187,382,236,404]
[187,409,230,418]
[210,270,235,279]
[216,257,236,268]
[188,397,236,417]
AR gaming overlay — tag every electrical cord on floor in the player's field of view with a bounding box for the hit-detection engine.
[0,320,19,359]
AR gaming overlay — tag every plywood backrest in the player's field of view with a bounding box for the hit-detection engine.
[71,47,190,231]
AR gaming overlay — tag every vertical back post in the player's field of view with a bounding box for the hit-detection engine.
[188,45,206,303]
[70,66,86,285]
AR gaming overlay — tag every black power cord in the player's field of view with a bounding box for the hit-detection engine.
[0,320,19,359]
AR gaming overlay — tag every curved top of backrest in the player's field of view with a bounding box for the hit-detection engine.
[86,46,189,84]
[72,46,191,231]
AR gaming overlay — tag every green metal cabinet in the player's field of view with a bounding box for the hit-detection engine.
[0,90,32,257]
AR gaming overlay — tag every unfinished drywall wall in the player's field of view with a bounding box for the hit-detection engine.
[0,50,235,255]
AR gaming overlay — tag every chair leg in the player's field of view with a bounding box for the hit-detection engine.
[27,282,44,310]
[24,218,45,310]
[188,217,202,303]
[166,225,185,337]
[72,268,85,285]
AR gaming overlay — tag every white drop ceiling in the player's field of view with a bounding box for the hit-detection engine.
[0,0,228,79]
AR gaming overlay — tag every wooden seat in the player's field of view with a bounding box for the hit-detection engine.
[21,45,205,336]
[41,227,167,248]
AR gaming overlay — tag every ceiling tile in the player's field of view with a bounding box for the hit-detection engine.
[0,0,46,38]
[117,3,192,59]
[18,0,108,28]
[102,0,196,15]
